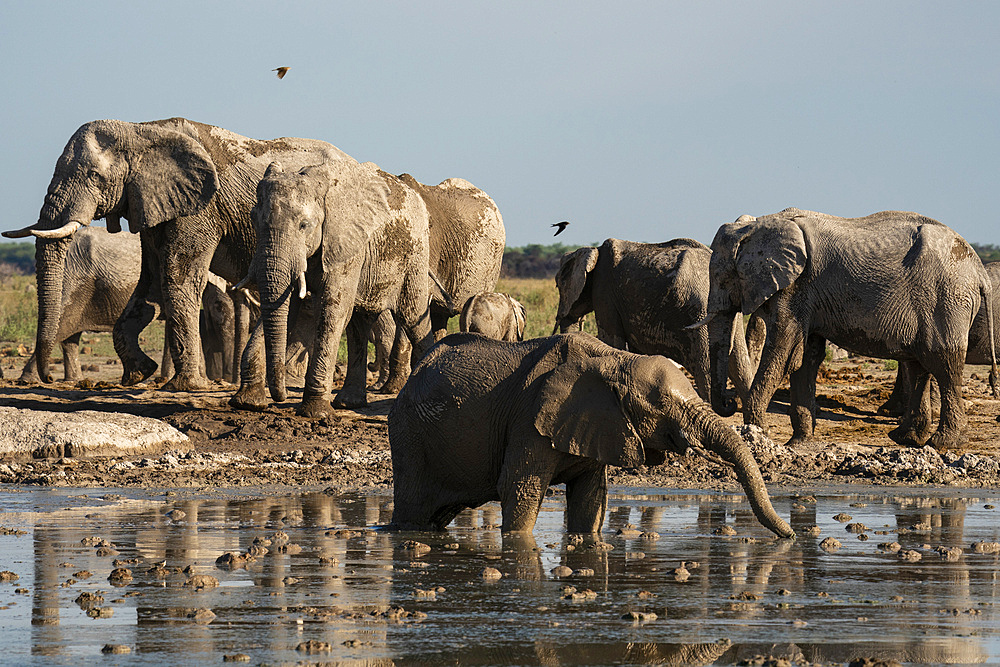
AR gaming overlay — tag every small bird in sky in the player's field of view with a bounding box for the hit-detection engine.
[272,67,291,79]
[551,220,570,236]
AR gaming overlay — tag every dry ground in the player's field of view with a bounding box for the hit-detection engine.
[3,345,1000,493]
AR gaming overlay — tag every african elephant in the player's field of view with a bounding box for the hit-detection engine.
[553,238,763,406]
[371,174,505,393]
[388,332,794,537]
[16,226,237,383]
[229,160,435,416]
[879,261,1000,418]
[3,118,351,392]
[702,208,995,450]
[459,291,526,341]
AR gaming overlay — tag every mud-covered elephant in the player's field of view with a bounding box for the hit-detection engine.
[388,332,793,537]
[553,238,763,405]
[3,118,351,391]
[230,160,435,416]
[879,260,1000,418]
[702,208,995,450]
[370,174,505,392]
[16,226,237,383]
[459,291,526,341]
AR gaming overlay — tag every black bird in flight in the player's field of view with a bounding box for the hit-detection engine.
[272,67,291,79]
[551,221,570,236]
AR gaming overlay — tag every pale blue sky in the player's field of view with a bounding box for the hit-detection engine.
[2,1,998,247]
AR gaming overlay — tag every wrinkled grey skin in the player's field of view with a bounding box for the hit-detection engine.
[553,238,761,406]
[3,118,350,392]
[459,291,526,341]
[17,227,236,383]
[389,332,793,537]
[230,160,434,416]
[705,208,995,450]
[370,175,505,393]
[199,274,235,382]
[880,261,1000,417]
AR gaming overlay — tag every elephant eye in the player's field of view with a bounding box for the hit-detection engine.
[299,220,312,231]
[87,169,104,184]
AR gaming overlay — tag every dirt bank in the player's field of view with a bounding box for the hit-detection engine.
[2,354,1000,491]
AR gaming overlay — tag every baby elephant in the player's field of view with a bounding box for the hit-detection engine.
[459,292,526,341]
[389,332,793,537]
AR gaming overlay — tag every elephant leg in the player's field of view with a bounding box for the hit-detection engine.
[925,351,968,450]
[564,465,608,534]
[878,363,912,417]
[396,290,435,364]
[231,289,255,386]
[745,307,804,430]
[114,241,161,386]
[332,310,374,409]
[786,334,825,446]
[430,305,451,342]
[299,266,362,418]
[158,319,174,380]
[62,332,82,382]
[378,322,412,394]
[889,362,934,446]
[368,310,394,390]
[159,245,212,392]
[229,319,269,411]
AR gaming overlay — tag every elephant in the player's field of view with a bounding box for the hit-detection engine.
[3,117,351,392]
[371,174,505,393]
[879,261,1000,418]
[553,238,763,406]
[15,226,237,383]
[229,160,436,416]
[388,331,794,537]
[459,291,526,341]
[701,208,996,451]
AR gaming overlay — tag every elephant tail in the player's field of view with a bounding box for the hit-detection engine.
[428,270,457,314]
[983,277,999,398]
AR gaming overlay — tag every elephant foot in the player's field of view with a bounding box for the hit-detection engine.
[877,398,907,418]
[332,387,369,409]
[784,433,812,448]
[121,357,158,386]
[888,424,930,448]
[927,430,965,451]
[230,382,270,411]
[17,371,40,385]
[376,373,408,395]
[298,394,332,418]
[161,373,211,392]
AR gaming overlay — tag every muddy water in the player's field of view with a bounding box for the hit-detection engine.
[1,487,1000,665]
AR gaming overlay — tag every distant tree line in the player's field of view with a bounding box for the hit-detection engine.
[0,242,34,277]
[972,243,1000,263]
[501,243,583,279]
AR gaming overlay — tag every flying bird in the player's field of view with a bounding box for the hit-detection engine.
[551,221,570,236]
[272,67,290,79]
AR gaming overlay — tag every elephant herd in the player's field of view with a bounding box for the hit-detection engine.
[5,117,995,538]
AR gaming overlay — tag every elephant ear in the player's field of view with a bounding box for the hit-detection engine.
[555,247,599,321]
[534,356,645,468]
[735,219,807,314]
[124,126,219,231]
[317,161,392,269]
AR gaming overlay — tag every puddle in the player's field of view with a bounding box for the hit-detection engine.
[1,485,999,665]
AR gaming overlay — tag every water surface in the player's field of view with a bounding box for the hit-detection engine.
[1,485,998,665]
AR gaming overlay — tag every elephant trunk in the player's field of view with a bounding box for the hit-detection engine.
[259,258,295,402]
[707,312,738,417]
[685,401,794,538]
[30,237,72,383]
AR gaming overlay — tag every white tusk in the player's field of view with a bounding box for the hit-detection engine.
[297,272,307,299]
[240,288,260,308]
[233,274,253,291]
[685,313,715,330]
[30,220,83,239]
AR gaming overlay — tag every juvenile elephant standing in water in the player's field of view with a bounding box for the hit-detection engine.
[702,208,995,450]
[389,332,793,537]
